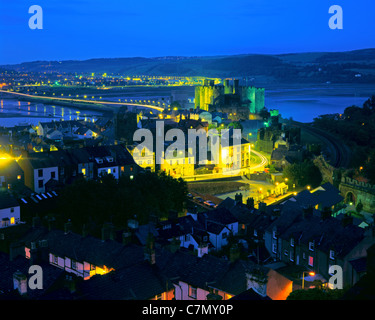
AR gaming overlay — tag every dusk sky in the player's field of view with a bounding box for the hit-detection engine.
[0,0,374,64]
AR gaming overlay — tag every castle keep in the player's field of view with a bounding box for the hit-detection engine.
[194,79,265,119]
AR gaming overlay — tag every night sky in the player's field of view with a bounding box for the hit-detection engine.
[0,0,374,64]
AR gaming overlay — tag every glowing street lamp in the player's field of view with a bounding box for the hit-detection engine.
[307,185,311,191]
[302,271,316,289]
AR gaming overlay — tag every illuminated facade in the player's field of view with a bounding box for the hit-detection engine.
[194,79,265,120]
[128,145,155,172]
[160,150,195,178]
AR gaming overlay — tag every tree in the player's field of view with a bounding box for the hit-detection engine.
[259,107,270,120]
[55,171,188,236]
[283,160,322,189]
[356,201,363,214]
[228,121,243,130]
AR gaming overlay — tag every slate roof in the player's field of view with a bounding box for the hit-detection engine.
[77,262,167,300]
[293,183,344,209]
[0,191,19,210]
[271,146,288,161]
[199,207,238,226]
[267,200,366,258]
[212,259,269,296]
[229,288,271,300]
[0,251,64,299]
[0,159,23,176]
[18,152,59,169]
[18,227,145,270]
[349,257,367,274]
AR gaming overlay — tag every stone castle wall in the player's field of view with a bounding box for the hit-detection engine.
[194,80,265,115]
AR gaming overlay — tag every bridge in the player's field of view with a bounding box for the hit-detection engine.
[0,89,165,112]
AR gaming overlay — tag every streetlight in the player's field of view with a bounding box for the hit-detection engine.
[307,186,311,191]
[302,271,315,289]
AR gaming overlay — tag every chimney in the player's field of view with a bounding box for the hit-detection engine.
[101,223,115,241]
[246,197,254,209]
[246,267,268,298]
[122,229,132,245]
[258,202,267,214]
[229,244,240,263]
[168,237,181,254]
[82,224,89,237]
[64,220,72,234]
[9,242,24,262]
[13,271,27,296]
[144,232,156,265]
[197,243,208,258]
[235,193,243,204]
[48,217,56,231]
[64,274,76,294]
[127,219,139,231]
[32,216,41,228]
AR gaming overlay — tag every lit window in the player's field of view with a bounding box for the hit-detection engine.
[107,169,111,174]
[308,256,314,267]
[25,247,30,259]
[10,217,15,224]
[82,168,86,176]
[17,175,21,180]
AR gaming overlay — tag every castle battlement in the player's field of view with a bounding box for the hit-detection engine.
[341,177,375,191]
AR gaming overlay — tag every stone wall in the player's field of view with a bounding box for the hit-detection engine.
[339,177,375,213]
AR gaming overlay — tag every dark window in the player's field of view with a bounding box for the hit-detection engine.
[189,285,197,299]
[38,180,43,188]
[51,171,56,179]
[38,169,43,177]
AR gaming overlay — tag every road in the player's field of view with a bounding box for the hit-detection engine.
[183,149,268,182]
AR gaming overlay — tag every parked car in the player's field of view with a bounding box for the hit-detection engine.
[194,196,204,203]
[204,200,216,207]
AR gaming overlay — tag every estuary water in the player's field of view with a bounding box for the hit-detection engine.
[264,85,372,123]
[0,84,373,127]
[0,99,104,128]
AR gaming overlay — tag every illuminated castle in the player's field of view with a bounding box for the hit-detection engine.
[194,79,265,119]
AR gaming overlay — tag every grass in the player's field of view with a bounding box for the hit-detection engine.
[188,181,245,195]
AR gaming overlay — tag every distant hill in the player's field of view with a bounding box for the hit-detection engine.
[2,49,375,84]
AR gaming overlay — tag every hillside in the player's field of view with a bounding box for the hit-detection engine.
[2,49,375,84]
